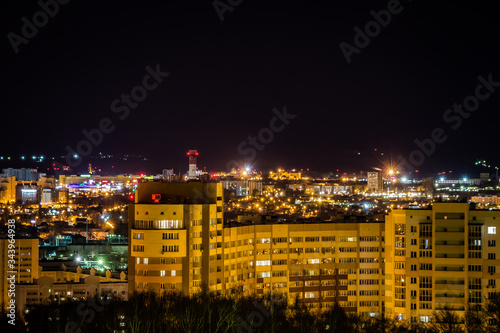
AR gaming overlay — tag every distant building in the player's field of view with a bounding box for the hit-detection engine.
[41,188,55,205]
[480,173,490,181]
[162,169,174,181]
[17,274,127,311]
[367,172,383,193]
[471,195,499,206]
[16,182,40,204]
[0,176,16,203]
[1,168,39,181]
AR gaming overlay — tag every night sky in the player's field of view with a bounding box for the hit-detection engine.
[1,1,499,176]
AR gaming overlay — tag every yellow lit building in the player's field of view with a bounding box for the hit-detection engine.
[128,181,224,295]
[385,203,500,324]
[129,181,386,316]
[269,170,301,180]
[0,176,17,204]
[0,238,39,308]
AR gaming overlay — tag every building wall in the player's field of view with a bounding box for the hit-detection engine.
[128,181,386,316]
[0,238,39,309]
[367,172,383,193]
[385,203,500,324]
[128,182,224,295]
[16,275,128,311]
[0,177,16,203]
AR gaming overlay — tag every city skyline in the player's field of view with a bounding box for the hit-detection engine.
[1,1,500,173]
[2,1,500,331]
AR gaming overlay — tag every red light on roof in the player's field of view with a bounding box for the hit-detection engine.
[129,195,134,200]
[140,173,144,177]
[186,152,190,156]
[195,152,199,156]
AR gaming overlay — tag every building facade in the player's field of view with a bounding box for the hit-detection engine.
[0,238,39,308]
[129,181,386,316]
[367,172,383,193]
[385,203,500,324]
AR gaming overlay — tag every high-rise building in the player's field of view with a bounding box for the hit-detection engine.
[1,168,39,181]
[367,172,383,193]
[385,203,500,325]
[128,180,386,315]
[0,237,39,308]
[128,181,224,295]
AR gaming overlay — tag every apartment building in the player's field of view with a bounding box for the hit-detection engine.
[385,203,500,324]
[367,172,383,193]
[128,181,224,295]
[222,221,385,315]
[129,181,386,316]
[0,238,39,308]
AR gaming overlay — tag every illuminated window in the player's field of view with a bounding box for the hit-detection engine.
[144,258,148,265]
[488,227,496,235]
[160,270,165,277]
[171,270,176,277]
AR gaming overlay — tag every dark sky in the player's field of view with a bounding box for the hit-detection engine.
[1,1,499,176]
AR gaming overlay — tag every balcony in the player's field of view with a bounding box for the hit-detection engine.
[435,253,465,259]
[435,293,465,298]
[435,266,465,272]
[435,280,465,285]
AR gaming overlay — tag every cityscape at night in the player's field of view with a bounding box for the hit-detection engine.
[2,1,500,332]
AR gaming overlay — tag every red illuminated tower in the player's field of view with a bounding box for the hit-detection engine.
[186,150,198,180]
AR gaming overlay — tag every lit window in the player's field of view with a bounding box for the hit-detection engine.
[160,270,165,277]
[171,270,176,277]
[488,227,497,235]
[144,258,148,265]
[136,258,140,264]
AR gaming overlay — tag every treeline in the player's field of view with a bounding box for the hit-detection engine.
[2,289,500,332]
